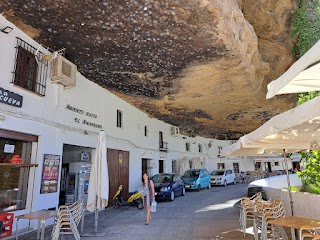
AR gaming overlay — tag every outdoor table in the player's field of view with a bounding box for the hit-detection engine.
[15,210,56,240]
[268,216,320,240]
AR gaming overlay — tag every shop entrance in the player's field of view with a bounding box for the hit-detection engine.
[107,149,129,205]
[59,144,94,206]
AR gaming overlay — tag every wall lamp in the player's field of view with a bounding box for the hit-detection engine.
[1,26,13,34]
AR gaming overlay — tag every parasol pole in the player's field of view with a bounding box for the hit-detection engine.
[283,149,294,216]
[94,197,98,233]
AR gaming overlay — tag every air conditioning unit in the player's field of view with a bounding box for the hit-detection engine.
[51,55,76,88]
[171,126,180,136]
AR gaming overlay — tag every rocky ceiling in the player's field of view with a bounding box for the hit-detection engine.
[1,0,298,139]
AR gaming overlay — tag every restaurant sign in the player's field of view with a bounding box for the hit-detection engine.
[0,87,23,108]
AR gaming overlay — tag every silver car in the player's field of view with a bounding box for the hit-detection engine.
[210,169,236,187]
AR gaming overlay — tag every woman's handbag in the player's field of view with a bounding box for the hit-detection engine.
[151,201,157,212]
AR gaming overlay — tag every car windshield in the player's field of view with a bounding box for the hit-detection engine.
[211,170,225,176]
[183,170,199,178]
[152,174,173,183]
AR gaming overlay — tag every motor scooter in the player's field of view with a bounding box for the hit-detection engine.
[112,185,144,210]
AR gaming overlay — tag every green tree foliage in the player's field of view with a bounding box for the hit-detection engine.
[293,0,320,57]
[298,151,320,194]
[294,1,320,195]
[298,91,320,105]
[294,1,320,106]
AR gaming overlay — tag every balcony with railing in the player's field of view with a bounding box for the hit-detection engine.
[159,142,168,151]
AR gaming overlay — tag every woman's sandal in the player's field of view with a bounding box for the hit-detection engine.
[145,221,149,225]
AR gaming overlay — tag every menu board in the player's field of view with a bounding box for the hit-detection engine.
[40,154,60,194]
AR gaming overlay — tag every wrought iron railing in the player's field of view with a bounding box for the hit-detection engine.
[12,38,48,96]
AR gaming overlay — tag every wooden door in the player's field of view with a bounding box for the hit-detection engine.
[107,149,129,206]
[118,150,129,201]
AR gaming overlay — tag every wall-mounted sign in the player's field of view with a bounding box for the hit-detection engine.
[119,154,123,164]
[40,154,60,194]
[80,151,90,161]
[4,144,15,153]
[66,104,102,129]
[0,87,23,108]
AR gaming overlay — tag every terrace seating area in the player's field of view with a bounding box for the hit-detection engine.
[239,192,320,240]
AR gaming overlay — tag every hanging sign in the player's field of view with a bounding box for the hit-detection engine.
[0,87,23,108]
[4,144,15,153]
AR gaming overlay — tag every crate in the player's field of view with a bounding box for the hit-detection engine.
[0,213,14,238]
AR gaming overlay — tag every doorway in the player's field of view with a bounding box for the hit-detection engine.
[142,158,151,177]
[60,144,93,206]
[264,162,272,173]
[108,149,130,205]
[292,161,300,171]
[217,163,225,169]
[159,160,164,173]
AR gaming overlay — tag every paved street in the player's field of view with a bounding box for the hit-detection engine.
[16,184,254,240]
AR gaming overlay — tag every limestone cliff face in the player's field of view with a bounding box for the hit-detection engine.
[1,0,297,139]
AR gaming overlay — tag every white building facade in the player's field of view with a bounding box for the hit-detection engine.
[0,16,255,233]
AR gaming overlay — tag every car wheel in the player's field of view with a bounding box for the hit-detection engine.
[197,184,201,192]
[170,191,175,201]
[181,187,186,196]
[208,183,211,189]
[223,180,227,187]
[233,178,237,185]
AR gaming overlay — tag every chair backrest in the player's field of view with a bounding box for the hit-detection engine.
[241,192,263,207]
[263,197,285,222]
[57,199,84,226]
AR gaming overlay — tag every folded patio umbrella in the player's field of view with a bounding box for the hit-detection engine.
[87,130,109,233]
[266,40,320,99]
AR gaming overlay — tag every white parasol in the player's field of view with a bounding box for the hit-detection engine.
[87,130,109,233]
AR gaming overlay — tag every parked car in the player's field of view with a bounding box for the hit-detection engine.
[181,169,211,191]
[151,173,185,201]
[210,169,236,186]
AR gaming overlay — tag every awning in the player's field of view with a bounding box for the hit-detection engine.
[266,40,320,99]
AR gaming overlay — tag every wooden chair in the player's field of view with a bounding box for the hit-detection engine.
[51,199,84,240]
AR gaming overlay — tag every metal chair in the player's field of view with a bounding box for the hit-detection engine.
[51,199,84,240]
[261,197,288,240]
[302,229,320,239]
[239,192,263,237]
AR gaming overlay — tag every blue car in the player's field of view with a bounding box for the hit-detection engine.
[152,173,185,201]
[181,169,211,191]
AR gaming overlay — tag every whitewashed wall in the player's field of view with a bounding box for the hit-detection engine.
[0,15,254,232]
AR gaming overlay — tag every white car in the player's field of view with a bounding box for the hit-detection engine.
[210,169,236,187]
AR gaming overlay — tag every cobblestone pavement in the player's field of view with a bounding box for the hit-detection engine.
[13,184,255,240]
